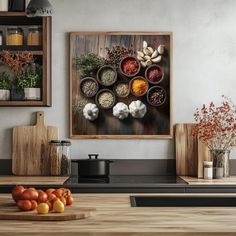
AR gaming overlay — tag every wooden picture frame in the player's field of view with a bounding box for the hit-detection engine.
[69,32,173,139]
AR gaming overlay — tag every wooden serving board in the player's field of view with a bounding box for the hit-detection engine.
[175,124,211,178]
[180,176,236,185]
[0,176,68,185]
[12,111,59,176]
[0,202,95,221]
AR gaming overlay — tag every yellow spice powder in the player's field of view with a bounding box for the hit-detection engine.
[132,79,147,95]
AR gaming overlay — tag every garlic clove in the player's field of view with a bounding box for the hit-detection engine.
[151,55,162,63]
[137,56,144,61]
[143,41,148,49]
[140,61,146,67]
[157,45,165,55]
[144,55,151,60]
[151,50,158,59]
[147,47,154,54]
[137,51,144,57]
[143,48,152,56]
[145,60,152,66]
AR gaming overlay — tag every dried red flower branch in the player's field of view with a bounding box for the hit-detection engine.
[192,95,236,151]
[0,50,34,73]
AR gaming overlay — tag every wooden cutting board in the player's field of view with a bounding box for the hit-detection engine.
[175,124,211,178]
[0,202,95,221]
[0,176,68,185]
[12,111,59,176]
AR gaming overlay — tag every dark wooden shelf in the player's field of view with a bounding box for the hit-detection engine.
[0,13,52,107]
[0,101,45,107]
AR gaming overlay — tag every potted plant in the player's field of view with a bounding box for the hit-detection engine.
[192,95,236,179]
[0,72,11,100]
[16,63,42,100]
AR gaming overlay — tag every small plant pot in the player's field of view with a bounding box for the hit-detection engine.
[119,56,141,78]
[145,64,164,85]
[130,76,149,97]
[11,88,25,101]
[24,88,41,100]
[97,65,117,87]
[95,89,116,110]
[0,89,10,100]
[147,86,167,107]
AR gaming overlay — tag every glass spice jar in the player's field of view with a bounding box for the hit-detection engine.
[61,140,72,176]
[27,26,42,46]
[0,31,3,46]
[203,161,213,180]
[6,27,23,46]
[49,140,62,176]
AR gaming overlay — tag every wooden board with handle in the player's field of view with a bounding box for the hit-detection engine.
[0,202,95,221]
[12,111,59,176]
[175,124,211,177]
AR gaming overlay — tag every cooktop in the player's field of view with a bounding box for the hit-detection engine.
[64,175,186,185]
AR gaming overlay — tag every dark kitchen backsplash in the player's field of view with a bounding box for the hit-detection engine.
[1,159,236,176]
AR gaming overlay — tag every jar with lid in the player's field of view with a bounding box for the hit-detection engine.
[203,161,213,180]
[0,31,3,46]
[6,27,23,46]
[49,140,62,176]
[61,140,72,176]
[27,26,42,46]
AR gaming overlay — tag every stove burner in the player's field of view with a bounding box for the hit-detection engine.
[77,177,109,184]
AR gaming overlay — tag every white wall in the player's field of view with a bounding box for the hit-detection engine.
[1,0,236,160]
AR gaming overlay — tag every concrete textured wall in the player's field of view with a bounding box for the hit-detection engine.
[0,0,236,160]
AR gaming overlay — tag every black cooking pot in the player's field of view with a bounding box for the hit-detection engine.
[72,154,113,177]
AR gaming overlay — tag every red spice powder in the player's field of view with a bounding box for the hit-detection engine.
[122,59,139,75]
[148,68,163,83]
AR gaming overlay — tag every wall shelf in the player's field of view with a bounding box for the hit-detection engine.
[0,12,52,107]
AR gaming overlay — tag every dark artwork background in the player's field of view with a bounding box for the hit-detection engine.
[70,33,172,138]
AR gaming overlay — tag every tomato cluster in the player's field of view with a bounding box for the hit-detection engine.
[12,186,74,213]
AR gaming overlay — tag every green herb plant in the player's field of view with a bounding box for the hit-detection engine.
[0,72,11,90]
[16,63,42,89]
[75,53,104,77]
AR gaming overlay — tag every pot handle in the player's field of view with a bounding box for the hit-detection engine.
[88,154,99,159]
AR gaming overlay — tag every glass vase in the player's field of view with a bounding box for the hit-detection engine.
[211,150,230,179]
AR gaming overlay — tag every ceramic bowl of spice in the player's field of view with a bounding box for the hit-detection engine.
[113,81,130,98]
[119,56,141,78]
[96,89,116,109]
[145,65,164,85]
[97,65,117,87]
[147,86,166,107]
[79,77,99,98]
[130,76,149,97]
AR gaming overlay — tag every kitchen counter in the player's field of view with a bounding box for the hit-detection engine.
[1,193,236,235]
[2,175,236,193]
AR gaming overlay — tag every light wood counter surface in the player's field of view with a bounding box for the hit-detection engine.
[180,176,236,185]
[0,176,68,185]
[1,193,236,235]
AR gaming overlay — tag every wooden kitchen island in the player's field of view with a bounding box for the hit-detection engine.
[1,194,236,236]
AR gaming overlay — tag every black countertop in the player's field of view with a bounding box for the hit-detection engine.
[1,175,236,193]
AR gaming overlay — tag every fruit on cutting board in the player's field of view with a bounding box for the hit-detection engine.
[11,186,74,214]
[37,203,49,214]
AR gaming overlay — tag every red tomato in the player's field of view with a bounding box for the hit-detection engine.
[66,196,74,206]
[46,201,53,211]
[38,192,48,203]
[51,197,60,204]
[47,193,57,201]
[21,189,38,201]
[46,188,55,195]
[31,200,38,210]
[53,189,63,198]
[64,189,71,197]
[17,200,32,211]
[59,196,67,206]
[12,186,25,202]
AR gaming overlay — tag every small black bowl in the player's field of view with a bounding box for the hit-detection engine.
[146,86,166,107]
[119,56,141,78]
[79,77,99,98]
[95,89,116,110]
[97,65,117,87]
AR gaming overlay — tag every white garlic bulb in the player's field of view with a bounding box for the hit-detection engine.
[129,100,147,119]
[83,103,99,121]
[113,102,129,120]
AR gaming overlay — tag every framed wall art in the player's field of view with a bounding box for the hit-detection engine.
[69,32,173,139]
